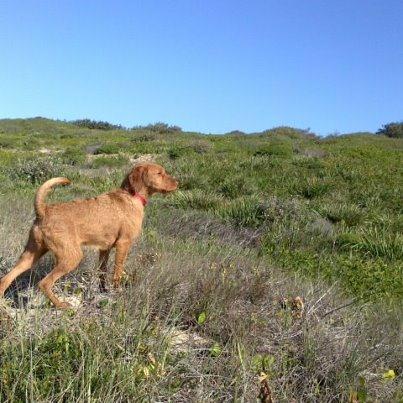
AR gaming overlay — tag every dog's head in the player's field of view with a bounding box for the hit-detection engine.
[121,163,178,195]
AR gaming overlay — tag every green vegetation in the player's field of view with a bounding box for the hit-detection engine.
[71,118,126,131]
[0,118,401,299]
[377,121,403,138]
[0,118,401,401]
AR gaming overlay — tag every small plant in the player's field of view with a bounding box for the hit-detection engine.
[189,139,212,154]
[90,155,128,169]
[254,139,293,157]
[218,197,267,228]
[337,228,403,261]
[94,144,121,155]
[61,147,86,166]
[297,178,332,199]
[218,176,254,199]
[321,204,363,226]
[0,138,15,149]
[167,190,224,210]
[167,147,182,160]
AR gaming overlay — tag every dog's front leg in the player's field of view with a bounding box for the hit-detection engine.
[112,240,131,290]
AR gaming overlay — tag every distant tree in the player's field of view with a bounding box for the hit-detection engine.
[377,122,403,138]
[226,130,246,136]
[262,126,317,139]
[71,119,125,130]
[133,122,182,133]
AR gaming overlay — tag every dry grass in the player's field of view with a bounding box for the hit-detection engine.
[0,196,401,401]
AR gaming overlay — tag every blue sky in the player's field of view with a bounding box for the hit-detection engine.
[1,1,402,134]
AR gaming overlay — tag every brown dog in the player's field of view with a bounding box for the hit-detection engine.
[0,163,178,309]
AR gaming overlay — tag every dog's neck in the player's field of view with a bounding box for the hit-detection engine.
[132,192,148,206]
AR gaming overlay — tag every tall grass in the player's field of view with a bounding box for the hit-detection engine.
[0,200,401,401]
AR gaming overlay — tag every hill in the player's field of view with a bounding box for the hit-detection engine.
[0,118,401,401]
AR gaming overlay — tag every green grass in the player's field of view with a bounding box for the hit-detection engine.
[0,118,401,300]
[0,118,402,401]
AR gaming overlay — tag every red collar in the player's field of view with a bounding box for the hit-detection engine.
[132,193,147,206]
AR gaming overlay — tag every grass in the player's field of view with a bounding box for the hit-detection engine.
[0,118,402,401]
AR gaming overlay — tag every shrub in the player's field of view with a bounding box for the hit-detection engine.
[90,155,128,169]
[296,178,332,199]
[0,138,16,149]
[261,126,317,139]
[135,122,182,133]
[71,119,125,130]
[321,204,363,227]
[336,228,403,261]
[254,140,293,157]
[9,157,64,184]
[94,144,121,155]
[225,130,246,136]
[179,174,209,190]
[217,197,267,228]
[168,147,186,160]
[61,147,86,166]
[376,122,403,138]
[167,190,224,211]
[130,134,156,142]
[218,176,254,199]
[189,139,212,154]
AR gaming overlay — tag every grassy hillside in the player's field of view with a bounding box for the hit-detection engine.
[0,118,401,401]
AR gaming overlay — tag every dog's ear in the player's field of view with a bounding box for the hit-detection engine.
[121,165,146,193]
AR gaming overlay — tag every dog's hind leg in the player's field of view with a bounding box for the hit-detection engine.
[38,247,83,309]
[98,249,111,292]
[0,232,47,297]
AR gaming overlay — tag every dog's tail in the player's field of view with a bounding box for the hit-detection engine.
[34,177,71,220]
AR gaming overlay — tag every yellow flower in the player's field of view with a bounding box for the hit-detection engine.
[382,369,396,380]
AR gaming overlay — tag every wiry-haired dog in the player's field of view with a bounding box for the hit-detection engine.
[0,163,178,308]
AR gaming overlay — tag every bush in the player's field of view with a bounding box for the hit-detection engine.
[296,178,332,199]
[217,197,267,228]
[254,140,293,157]
[61,147,86,166]
[71,119,125,130]
[179,174,209,191]
[135,122,182,133]
[336,228,403,261]
[167,190,224,211]
[0,138,16,149]
[167,147,186,160]
[94,144,121,155]
[321,203,363,227]
[218,176,254,199]
[376,122,403,138]
[90,155,128,169]
[9,157,64,184]
[225,130,246,136]
[261,126,317,139]
[188,139,212,154]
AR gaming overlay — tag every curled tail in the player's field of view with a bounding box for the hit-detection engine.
[34,177,71,220]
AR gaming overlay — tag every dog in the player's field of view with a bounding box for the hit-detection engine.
[0,163,178,309]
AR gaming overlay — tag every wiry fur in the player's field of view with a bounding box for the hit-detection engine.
[0,163,178,308]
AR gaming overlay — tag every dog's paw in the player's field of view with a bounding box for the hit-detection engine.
[56,301,73,310]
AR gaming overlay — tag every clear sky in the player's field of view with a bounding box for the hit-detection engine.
[1,1,402,135]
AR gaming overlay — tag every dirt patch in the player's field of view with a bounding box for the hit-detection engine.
[130,154,157,164]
